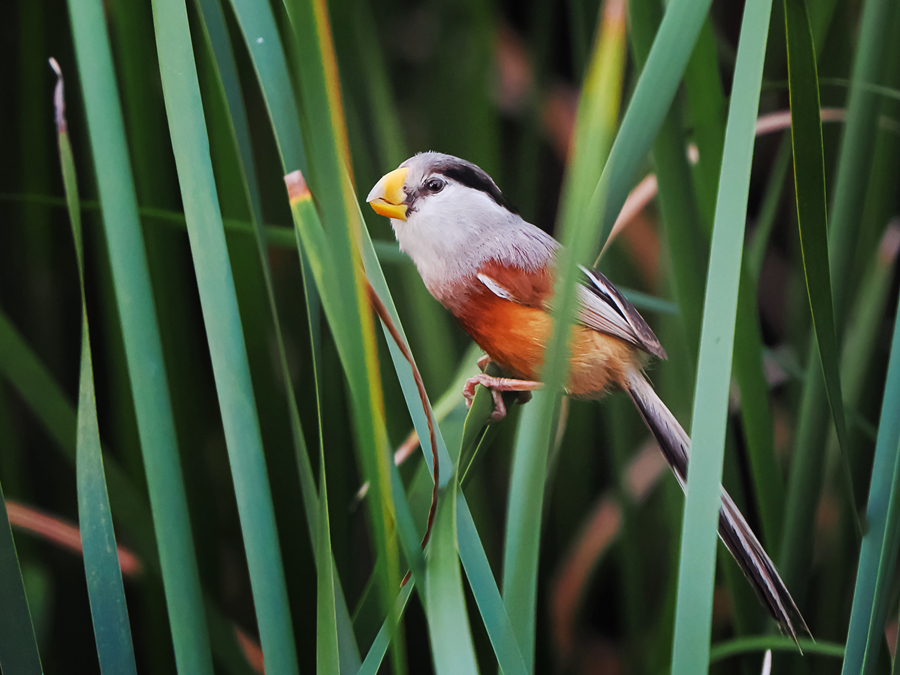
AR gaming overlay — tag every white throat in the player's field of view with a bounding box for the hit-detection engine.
[391,185,557,301]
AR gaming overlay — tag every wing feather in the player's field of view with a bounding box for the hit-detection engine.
[578,266,666,359]
[476,264,666,360]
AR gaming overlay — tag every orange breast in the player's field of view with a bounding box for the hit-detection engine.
[456,290,551,380]
[452,282,640,397]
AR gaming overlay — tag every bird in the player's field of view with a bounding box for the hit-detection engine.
[366,151,809,642]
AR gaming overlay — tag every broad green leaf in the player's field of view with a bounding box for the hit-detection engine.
[593,0,717,250]
[710,637,844,662]
[784,0,858,534]
[52,58,138,675]
[148,0,298,671]
[425,481,479,674]
[316,445,340,675]
[779,0,896,603]
[64,0,214,669]
[842,293,900,674]
[280,3,401,663]
[358,211,528,674]
[0,481,41,675]
[504,3,625,669]
[670,0,774,671]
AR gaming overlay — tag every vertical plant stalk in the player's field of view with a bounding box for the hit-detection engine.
[51,58,138,675]
[210,2,366,665]
[684,19,787,552]
[670,0,774,669]
[291,171,440,670]
[593,0,716,251]
[779,0,896,600]
[784,0,859,536]
[503,1,626,670]
[281,3,402,658]
[0,481,41,675]
[425,479,480,674]
[354,197,528,672]
[64,0,215,670]
[147,0,299,672]
[368,286,439,565]
[841,275,900,674]
[316,441,340,675]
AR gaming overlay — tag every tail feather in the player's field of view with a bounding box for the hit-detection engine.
[624,368,810,643]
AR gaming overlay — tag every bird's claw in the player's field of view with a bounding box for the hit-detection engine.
[471,357,508,420]
[464,373,542,423]
[464,375,509,423]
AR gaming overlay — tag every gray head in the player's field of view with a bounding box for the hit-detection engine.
[367,152,556,295]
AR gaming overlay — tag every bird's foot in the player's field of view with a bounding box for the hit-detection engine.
[463,374,543,423]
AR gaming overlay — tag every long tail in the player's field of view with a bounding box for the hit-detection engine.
[623,368,810,643]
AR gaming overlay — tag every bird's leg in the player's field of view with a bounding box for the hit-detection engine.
[463,374,543,423]
[476,354,491,372]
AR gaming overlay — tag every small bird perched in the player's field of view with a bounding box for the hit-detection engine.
[367,151,808,642]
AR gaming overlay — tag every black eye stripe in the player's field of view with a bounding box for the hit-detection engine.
[431,163,519,215]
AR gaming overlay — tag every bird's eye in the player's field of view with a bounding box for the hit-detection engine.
[424,177,445,193]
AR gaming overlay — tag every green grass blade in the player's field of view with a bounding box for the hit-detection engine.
[290,189,419,669]
[670,0,773,670]
[504,4,625,670]
[684,19,726,228]
[292,193,474,669]
[0,486,40,672]
[593,0,716,249]
[832,231,900,441]
[147,0,299,671]
[225,0,306,173]
[211,1,364,666]
[710,637,844,662]
[628,0,706,352]
[0,307,156,550]
[358,210,527,673]
[841,295,900,674]
[0,313,259,675]
[75,324,138,675]
[683,13,786,550]
[619,288,679,315]
[732,267,785,546]
[0,484,41,674]
[64,0,215,670]
[358,222,440,586]
[425,481,479,674]
[316,446,340,674]
[52,59,138,675]
[280,1,401,651]
[374,341,528,674]
[357,585,415,675]
[778,0,896,602]
[457,496,528,675]
[501,393,559,671]
[195,3,351,663]
[633,0,785,556]
[784,0,858,532]
[747,139,792,279]
[826,0,896,318]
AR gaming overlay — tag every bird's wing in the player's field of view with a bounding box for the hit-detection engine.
[577,266,666,359]
[475,263,666,360]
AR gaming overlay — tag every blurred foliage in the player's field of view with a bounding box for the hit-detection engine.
[0,0,899,672]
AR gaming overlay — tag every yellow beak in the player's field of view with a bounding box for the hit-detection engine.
[366,167,409,221]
